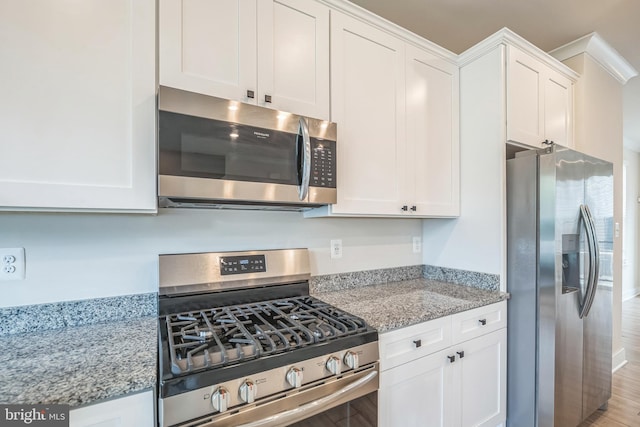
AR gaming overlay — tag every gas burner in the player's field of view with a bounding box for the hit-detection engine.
[165,296,368,375]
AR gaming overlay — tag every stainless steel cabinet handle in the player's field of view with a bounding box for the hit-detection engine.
[236,370,378,427]
[247,90,255,99]
[297,117,311,201]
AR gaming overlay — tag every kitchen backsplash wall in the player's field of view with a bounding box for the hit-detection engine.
[0,209,422,307]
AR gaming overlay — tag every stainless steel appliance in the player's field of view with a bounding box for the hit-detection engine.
[506,144,613,427]
[158,248,379,427]
[158,87,337,210]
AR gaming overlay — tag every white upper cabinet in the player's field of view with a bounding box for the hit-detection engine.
[406,45,460,217]
[159,0,257,104]
[0,0,156,212]
[159,0,329,120]
[507,45,574,148]
[306,10,459,218]
[327,11,406,216]
[257,0,330,119]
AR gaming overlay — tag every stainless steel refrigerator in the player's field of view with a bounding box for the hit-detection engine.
[506,144,613,427]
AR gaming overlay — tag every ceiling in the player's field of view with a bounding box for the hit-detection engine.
[349,0,640,151]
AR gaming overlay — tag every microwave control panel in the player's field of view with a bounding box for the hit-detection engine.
[310,139,336,188]
[220,255,266,275]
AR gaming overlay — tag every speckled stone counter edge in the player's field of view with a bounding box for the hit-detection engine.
[0,293,157,336]
[423,265,500,291]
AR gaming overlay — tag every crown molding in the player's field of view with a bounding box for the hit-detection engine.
[549,32,638,85]
[458,28,579,81]
[318,0,457,64]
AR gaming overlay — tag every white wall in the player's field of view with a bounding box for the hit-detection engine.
[0,209,423,307]
[422,46,506,289]
[623,147,640,300]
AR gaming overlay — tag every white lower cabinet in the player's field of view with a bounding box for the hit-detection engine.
[379,302,506,427]
[456,329,507,427]
[380,347,453,427]
[69,390,154,427]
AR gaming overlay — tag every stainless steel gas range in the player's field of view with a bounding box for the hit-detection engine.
[157,249,379,427]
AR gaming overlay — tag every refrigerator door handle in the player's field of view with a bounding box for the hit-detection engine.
[581,205,600,318]
[579,204,597,319]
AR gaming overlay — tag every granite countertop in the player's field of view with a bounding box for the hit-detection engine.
[313,278,507,333]
[0,316,157,407]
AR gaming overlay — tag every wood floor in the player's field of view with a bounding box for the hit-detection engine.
[580,296,640,426]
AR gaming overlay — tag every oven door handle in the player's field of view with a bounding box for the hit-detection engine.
[236,370,378,427]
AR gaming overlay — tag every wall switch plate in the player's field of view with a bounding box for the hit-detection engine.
[413,236,422,253]
[330,239,343,259]
[0,248,25,280]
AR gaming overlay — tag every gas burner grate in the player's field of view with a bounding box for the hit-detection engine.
[165,296,368,374]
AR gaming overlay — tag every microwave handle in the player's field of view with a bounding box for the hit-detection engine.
[298,117,311,201]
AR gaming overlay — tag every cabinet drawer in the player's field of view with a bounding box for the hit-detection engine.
[379,316,452,371]
[451,301,506,343]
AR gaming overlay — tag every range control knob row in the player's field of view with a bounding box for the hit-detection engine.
[239,380,257,404]
[286,367,304,388]
[344,351,359,370]
[211,387,230,412]
[326,356,342,376]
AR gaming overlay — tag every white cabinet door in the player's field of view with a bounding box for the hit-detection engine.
[456,329,507,427]
[506,46,574,149]
[159,0,257,104]
[0,0,156,212]
[160,0,329,119]
[406,45,460,217]
[379,348,454,427]
[506,47,544,147]
[257,0,329,120]
[544,72,573,148]
[329,11,406,215]
[69,390,154,427]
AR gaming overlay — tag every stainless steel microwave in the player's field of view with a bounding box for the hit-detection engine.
[158,86,337,210]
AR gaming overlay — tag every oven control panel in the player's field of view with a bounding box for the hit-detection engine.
[220,255,266,275]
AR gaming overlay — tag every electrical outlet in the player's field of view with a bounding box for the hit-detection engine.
[412,236,422,253]
[0,248,25,280]
[330,239,343,259]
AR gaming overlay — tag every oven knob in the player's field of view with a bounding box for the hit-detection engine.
[326,356,342,376]
[286,367,304,388]
[211,387,230,412]
[239,380,257,404]
[344,351,359,370]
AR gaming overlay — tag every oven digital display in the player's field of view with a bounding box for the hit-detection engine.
[220,255,266,275]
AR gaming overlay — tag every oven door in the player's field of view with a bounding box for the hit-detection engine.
[181,364,378,427]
